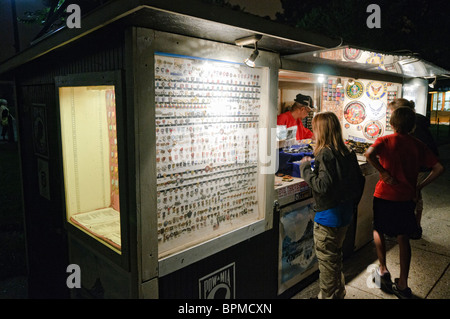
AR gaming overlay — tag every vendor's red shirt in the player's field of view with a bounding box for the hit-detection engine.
[277,111,313,140]
[371,132,439,201]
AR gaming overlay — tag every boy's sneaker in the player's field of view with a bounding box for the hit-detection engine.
[410,227,423,240]
[373,268,393,294]
[392,278,412,299]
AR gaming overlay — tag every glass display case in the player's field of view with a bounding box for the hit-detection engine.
[58,85,121,252]
[154,53,265,258]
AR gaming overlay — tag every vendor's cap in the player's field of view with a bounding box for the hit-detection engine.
[294,94,316,111]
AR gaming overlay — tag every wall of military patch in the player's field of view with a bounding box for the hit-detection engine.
[154,53,264,257]
[323,76,400,144]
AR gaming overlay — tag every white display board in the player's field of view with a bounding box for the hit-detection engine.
[154,53,266,257]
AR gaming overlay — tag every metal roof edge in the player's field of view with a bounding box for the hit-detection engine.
[280,55,405,84]
[136,0,342,49]
[0,0,344,75]
[282,44,450,80]
[0,0,142,75]
[3,0,447,79]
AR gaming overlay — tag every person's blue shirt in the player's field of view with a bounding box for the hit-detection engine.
[314,200,354,227]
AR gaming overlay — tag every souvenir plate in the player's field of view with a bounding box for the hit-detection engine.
[345,80,364,99]
[366,101,386,120]
[363,121,384,140]
[366,81,387,100]
[344,101,366,125]
[343,48,362,61]
[365,53,385,70]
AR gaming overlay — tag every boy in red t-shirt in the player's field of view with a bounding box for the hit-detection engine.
[365,106,444,298]
[277,93,315,141]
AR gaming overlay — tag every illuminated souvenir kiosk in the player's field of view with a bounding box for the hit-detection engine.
[1,0,445,298]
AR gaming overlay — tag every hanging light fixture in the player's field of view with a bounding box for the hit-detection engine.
[244,45,259,68]
[429,76,437,88]
[235,34,262,68]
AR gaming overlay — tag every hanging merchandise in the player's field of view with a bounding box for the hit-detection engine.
[366,81,387,100]
[339,77,401,143]
[345,80,364,99]
[344,101,367,125]
[363,120,384,141]
[366,101,386,121]
[385,88,398,132]
[343,48,362,61]
[322,79,344,120]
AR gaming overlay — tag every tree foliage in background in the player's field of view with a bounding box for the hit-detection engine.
[202,0,273,19]
[276,0,450,70]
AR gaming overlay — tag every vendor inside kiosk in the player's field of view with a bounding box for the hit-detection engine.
[277,93,315,141]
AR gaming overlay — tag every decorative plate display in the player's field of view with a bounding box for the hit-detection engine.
[363,121,384,140]
[343,48,362,61]
[365,53,385,70]
[344,101,366,125]
[366,101,386,120]
[345,80,364,99]
[366,81,387,100]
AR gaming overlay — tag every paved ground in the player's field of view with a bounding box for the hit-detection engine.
[293,143,450,299]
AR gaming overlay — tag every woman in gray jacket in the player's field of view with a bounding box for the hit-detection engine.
[300,112,365,299]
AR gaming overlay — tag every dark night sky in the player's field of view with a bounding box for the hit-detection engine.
[227,0,282,19]
[0,0,17,62]
[0,0,45,63]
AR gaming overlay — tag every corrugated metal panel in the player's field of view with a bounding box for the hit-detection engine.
[15,27,125,86]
